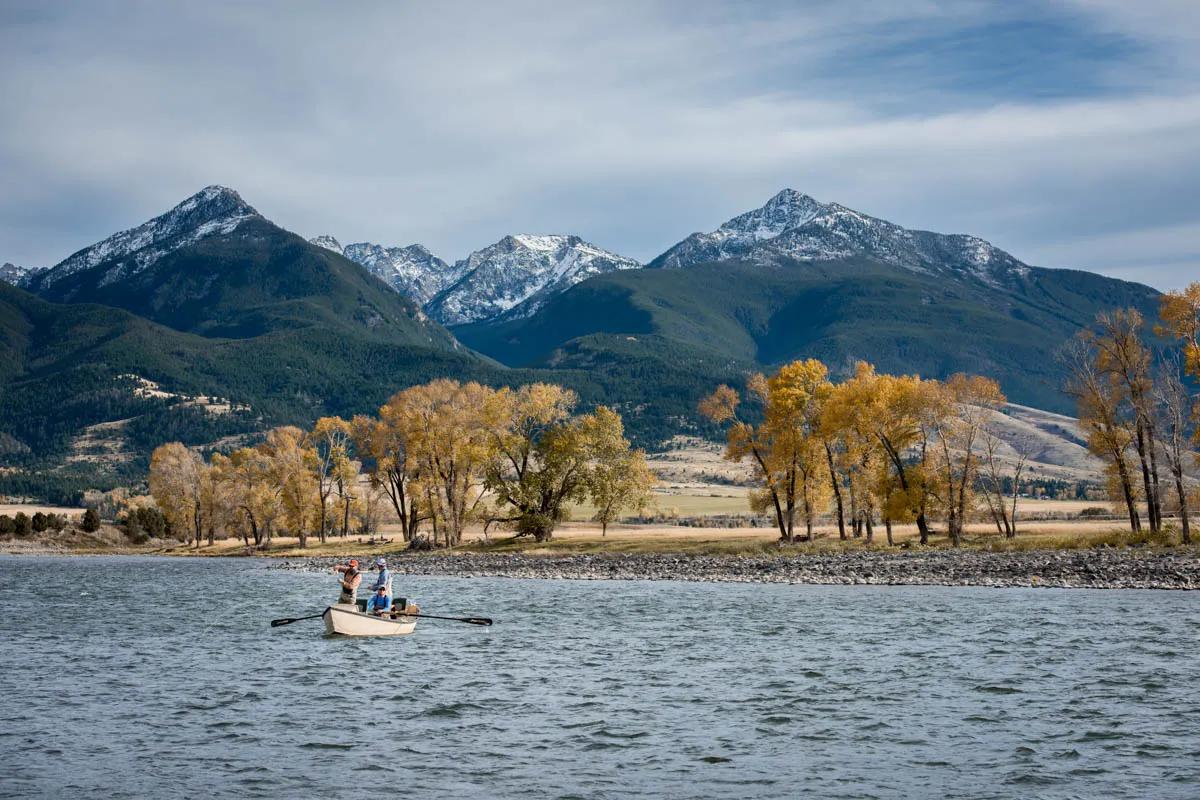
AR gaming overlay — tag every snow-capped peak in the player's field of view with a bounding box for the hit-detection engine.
[427,234,641,325]
[310,234,344,255]
[30,186,261,291]
[0,262,41,287]
[649,188,1029,283]
[318,238,463,306]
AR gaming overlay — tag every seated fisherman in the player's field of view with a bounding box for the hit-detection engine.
[365,584,391,616]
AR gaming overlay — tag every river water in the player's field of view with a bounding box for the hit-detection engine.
[0,556,1197,799]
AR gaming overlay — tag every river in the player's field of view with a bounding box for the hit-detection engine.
[1,556,1197,798]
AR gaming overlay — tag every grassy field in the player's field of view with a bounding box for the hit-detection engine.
[1,486,1175,559]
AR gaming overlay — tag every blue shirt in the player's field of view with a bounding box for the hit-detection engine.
[372,568,392,594]
[366,594,391,614]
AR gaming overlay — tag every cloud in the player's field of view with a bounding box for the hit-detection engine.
[0,1,1197,289]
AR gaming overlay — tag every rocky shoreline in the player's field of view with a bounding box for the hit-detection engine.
[273,548,1200,590]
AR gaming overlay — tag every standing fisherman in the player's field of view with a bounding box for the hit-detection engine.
[333,559,362,605]
[370,557,392,607]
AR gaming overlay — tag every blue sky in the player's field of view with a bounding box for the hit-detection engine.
[1,0,1197,288]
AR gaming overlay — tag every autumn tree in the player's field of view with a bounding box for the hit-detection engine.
[1062,336,1142,531]
[586,408,656,536]
[701,359,830,542]
[354,409,427,542]
[929,374,1005,546]
[262,426,318,547]
[148,442,207,548]
[482,384,631,541]
[309,417,353,544]
[1156,359,1194,544]
[836,363,937,543]
[396,379,495,546]
[1159,283,1200,377]
[979,429,1029,539]
[1093,310,1162,531]
[212,446,275,546]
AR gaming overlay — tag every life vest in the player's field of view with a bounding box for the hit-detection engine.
[339,568,360,599]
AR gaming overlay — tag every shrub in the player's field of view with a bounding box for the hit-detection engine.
[14,512,32,537]
[31,512,48,533]
[81,508,101,532]
[47,514,67,533]
[124,507,168,540]
[0,515,12,535]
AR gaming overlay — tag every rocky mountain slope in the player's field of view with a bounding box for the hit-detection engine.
[320,231,641,324]
[428,234,640,324]
[0,263,38,286]
[309,235,465,305]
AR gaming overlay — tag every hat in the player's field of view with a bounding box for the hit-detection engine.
[348,559,359,568]
[376,584,388,591]
[375,558,387,567]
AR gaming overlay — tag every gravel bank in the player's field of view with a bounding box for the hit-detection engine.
[274,548,1200,590]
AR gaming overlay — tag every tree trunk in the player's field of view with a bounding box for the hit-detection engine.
[825,444,846,540]
[1115,452,1141,532]
[1133,422,1159,532]
[864,512,874,543]
[884,517,893,546]
[1175,471,1192,545]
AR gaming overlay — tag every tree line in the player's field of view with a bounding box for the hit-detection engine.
[148,380,655,548]
[701,360,1019,546]
[1061,283,1200,544]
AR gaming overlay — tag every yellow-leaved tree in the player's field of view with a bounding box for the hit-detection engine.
[148,442,206,548]
[700,359,830,542]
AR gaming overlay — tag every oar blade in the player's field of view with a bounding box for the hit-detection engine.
[464,617,493,626]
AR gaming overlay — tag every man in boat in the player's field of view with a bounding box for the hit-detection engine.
[370,557,392,605]
[365,584,391,616]
[333,559,362,605]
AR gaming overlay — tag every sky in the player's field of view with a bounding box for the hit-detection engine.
[1,0,1198,289]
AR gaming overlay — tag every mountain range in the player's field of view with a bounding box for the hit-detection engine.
[311,231,640,324]
[0,184,1161,500]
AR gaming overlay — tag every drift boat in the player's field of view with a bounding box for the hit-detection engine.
[322,603,418,637]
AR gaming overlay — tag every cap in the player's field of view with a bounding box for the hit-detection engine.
[376,584,387,591]
[348,559,359,568]
[375,558,387,567]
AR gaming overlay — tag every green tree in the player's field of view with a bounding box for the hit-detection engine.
[81,508,101,533]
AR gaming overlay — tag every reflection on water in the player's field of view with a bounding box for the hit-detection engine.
[1,556,1198,798]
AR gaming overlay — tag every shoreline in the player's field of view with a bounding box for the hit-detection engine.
[271,548,1200,590]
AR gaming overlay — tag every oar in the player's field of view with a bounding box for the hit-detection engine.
[271,613,325,627]
[391,612,493,626]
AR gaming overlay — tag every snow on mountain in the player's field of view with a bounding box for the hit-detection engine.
[310,235,344,254]
[427,234,641,325]
[649,188,1029,283]
[0,262,40,286]
[341,242,464,306]
[28,186,260,292]
[310,236,465,306]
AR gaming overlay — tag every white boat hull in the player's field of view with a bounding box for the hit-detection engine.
[322,604,418,637]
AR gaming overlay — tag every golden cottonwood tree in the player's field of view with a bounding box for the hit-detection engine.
[148,442,206,547]
[700,359,830,542]
[585,407,656,536]
[353,410,427,542]
[1062,336,1142,531]
[395,379,496,547]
